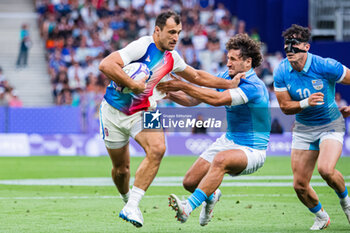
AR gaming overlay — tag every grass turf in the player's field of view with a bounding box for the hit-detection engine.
[0,156,350,232]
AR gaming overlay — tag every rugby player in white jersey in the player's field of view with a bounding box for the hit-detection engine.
[98,10,238,228]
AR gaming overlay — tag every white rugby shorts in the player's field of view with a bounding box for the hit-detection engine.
[200,134,266,175]
[292,116,345,150]
[99,99,143,149]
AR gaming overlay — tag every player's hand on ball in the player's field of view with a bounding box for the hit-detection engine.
[231,72,245,88]
[308,92,324,106]
[130,75,148,94]
[340,106,350,118]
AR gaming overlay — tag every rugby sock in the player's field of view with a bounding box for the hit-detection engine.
[187,188,208,213]
[126,186,145,208]
[206,193,214,202]
[206,189,219,203]
[336,187,348,199]
[120,191,130,204]
[337,187,350,207]
[309,202,328,218]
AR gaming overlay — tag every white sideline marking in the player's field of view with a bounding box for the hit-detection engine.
[0,193,299,200]
[0,176,349,186]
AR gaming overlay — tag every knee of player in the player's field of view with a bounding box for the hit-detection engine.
[182,176,197,192]
[317,166,334,179]
[212,153,227,169]
[146,143,166,158]
[112,166,129,177]
[293,179,309,193]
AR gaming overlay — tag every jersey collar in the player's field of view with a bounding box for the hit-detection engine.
[245,68,255,78]
[288,52,313,73]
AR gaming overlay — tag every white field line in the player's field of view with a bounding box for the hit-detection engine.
[0,176,350,187]
[0,176,349,186]
[0,193,300,200]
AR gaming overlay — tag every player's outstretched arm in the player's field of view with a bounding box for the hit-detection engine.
[158,80,232,106]
[175,66,238,89]
[166,91,201,106]
[275,91,324,115]
[99,51,146,94]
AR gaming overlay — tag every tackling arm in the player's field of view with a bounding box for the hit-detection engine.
[166,81,233,106]
[175,66,236,89]
[166,91,201,106]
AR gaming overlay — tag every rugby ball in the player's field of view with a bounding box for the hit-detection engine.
[118,62,150,94]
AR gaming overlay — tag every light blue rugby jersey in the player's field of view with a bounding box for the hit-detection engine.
[273,53,346,126]
[217,69,271,150]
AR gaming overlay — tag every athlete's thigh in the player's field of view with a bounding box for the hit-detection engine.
[134,128,166,154]
[99,100,130,145]
[107,142,130,168]
[184,157,211,184]
[318,139,342,170]
[291,149,319,181]
[216,149,248,175]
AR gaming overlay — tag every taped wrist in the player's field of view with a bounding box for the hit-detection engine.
[299,98,310,109]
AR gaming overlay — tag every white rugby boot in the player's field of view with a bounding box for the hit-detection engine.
[341,200,350,224]
[119,205,144,228]
[199,189,222,226]
[168,194,190,223]
[310,215,330,230]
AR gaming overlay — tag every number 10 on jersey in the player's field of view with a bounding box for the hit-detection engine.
[296,88,311,99]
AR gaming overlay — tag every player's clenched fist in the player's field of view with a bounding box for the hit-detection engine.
[130,76,148,94]
[308,92,324,106]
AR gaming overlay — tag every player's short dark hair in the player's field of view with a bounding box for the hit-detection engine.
[155,10,181,30]
[282,24,311,42]
[226,34,262,68]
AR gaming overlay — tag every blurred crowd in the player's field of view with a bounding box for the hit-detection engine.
[0,67,23,107]
[36,0,281,108]
[32,0,348,134]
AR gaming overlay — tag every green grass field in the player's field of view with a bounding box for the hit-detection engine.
[1,156,350,233]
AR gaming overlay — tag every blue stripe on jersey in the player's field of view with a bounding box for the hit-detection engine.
[217,69,270,150]
[274,53,344,126]
[136,43,163,70]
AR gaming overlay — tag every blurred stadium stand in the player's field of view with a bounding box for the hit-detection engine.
[1,0,350,156]
[0,0,53,106]
[309,0,350,41]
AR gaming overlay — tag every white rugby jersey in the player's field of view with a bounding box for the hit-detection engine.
[104,36,187,115]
